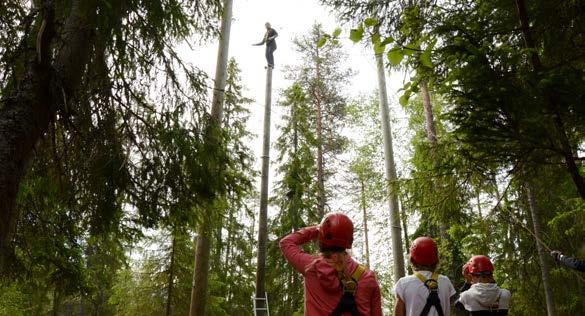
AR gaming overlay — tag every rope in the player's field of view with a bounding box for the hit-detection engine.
[487,177,585,283]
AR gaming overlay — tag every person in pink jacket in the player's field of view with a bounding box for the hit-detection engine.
[279,212,382,316]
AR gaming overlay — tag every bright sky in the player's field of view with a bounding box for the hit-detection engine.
[184,0,413,284]
[186,0,412,230]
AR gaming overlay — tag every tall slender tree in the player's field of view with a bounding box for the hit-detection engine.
[287,23,352,218]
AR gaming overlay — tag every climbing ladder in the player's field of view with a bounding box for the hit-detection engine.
[253,292,270,316]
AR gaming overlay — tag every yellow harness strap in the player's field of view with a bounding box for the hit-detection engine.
[351,264,366,281]
[414,272,439,291]
[340,264,367,294]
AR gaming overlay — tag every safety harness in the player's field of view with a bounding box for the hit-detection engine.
[330,264,366,316]
[414,272,444,316]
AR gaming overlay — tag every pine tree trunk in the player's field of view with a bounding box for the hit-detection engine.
[189,1,233,314]
[166,234,176,316]
[526,181,556,316]
[0,0,98,267]
[375,52,405,280]
[420,81,449,239]
[360,179,371,267]
[315,49,326,218]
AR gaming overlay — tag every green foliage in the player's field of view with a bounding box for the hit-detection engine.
[349,24,364,43]
[268,83,319,315]
[323,1,585,313]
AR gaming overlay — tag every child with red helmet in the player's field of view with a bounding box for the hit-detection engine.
[393,237,456,316]
[279,212,382,315]
[457,255,511,315]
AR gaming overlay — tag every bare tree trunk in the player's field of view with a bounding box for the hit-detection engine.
[0,0,98,267]
[375,52,405,280]
[525,181,556,316]
[359,179,370,267]
[254,66,273,316]
[166,234,176,316]
[315,48,326,218]
[420,81,449,239]
[189,1,233,314]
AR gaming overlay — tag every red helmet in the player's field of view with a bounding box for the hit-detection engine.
[467,255,494,274]
[410,237,438,266]
[319,213,353,249]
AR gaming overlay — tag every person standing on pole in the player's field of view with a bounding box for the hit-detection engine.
[253,22,278,68]
[279,212,382,315]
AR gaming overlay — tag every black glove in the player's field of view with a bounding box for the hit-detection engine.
[550,250,562,261]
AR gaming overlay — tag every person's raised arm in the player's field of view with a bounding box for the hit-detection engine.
[279,226,318,274]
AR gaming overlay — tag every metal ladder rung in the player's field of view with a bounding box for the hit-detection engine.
[253,292,270,316]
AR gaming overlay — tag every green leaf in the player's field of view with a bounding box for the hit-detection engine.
[349,25,364,43]
[399,91,411,106]
[381,37,394,46]
[332,27,342,38]
[420,50,433,68]
[387,48,404,66]
[372,33,381,45]
[364,17,377,27]
[374,42,385,55]
[317,37,327,48]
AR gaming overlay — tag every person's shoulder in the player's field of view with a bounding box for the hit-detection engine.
[499,288,512,299]
[437,274,454,285]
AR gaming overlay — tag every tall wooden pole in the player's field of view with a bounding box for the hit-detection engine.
[189,0,233,315]
[255,66,273,316]
[375,52,405,280]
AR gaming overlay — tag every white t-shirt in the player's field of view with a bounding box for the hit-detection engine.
[459,283,511,311]
[393,270,456,316]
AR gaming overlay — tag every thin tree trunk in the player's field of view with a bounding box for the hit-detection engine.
[359,179,371,267]
[420,81,449,239]
[315,47,326,218]
[0,0,98,266]
[189,1,233,314]
[254,66,273,316]
[166,234,176,316]
[375,52,405,280]
[514,0,585,199]
[526,181,556,316]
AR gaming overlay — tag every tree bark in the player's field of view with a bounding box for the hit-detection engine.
[166,234,176,316]
[189,1,233,314]
[375,52,405,280]
[254,65,273,316]
[420,80,449,239]
[526,181,556,316]
[0,0,98,266]
[359,179,370,267]
[315,47,326,219]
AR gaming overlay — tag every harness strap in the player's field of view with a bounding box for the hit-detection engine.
[415,272,444,316]
[330,264,367,316]
[481,290,502,311]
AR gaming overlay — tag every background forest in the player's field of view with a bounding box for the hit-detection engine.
[0,0,584,315]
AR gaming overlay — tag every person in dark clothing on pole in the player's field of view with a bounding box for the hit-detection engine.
[253,22,278,68]
[551,250,585,272]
